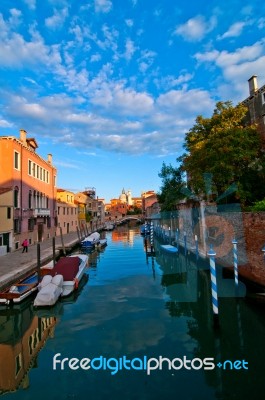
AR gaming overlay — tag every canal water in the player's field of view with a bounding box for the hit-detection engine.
[1,225,265,399]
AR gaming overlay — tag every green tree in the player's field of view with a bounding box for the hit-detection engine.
[183,101,265,204]
[157,162,186,211]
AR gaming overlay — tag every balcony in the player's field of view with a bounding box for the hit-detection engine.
[34,208,50,217]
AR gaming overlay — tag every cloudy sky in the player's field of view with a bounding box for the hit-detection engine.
[1,0,265,202]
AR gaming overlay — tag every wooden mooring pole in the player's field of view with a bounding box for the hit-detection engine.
[37,243,41,281]
[76,226,81,243]
[60,227,66,255]
[52,237,56,266]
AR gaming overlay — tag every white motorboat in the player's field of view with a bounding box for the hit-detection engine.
[81,232,100,248]
[34,254,88,306]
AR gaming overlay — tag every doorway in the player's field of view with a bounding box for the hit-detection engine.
[37,223,43,242]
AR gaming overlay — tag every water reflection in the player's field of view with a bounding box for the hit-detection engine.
[0,300,57,395]
[1,227,265,399]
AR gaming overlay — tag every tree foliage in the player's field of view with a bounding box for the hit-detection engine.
[157,162,185,211]
[182,101,265,204]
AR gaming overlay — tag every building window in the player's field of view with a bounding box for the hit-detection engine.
[46,196,49,208]
[14,219,21,233]
[28,218,34,231]
[14,151,20,170]
[46,171,49,183]
[28,160,32,175]
[262,92,265,105]
[28,190,32,209]
[32,163,36,177]
[14,187,19,208]
[43,170,46,182]
[7,207,11,219]
[37,165,39,179]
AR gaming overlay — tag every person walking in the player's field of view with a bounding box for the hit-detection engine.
[22,239,29,253]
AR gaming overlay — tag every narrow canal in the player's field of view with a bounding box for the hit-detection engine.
[1,225,265,399]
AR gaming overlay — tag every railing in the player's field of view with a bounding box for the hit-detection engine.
[33,208,50,217]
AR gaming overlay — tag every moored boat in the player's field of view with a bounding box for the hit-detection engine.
[96,238,107,248]
[104,223,114,231]
[160,244,178,253]
[0,272,39,305]
[81,232,100,248]
[34,254,88,307]
[140,224,151,235]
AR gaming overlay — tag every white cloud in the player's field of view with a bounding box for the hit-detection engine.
[195,41,265,68]
[174,15,217,42]
[45,7,69,30]
[157,88,214,115]
[90,53,101,62]
[154,73,193,90]
[9,9,22,27]
[257,18,265,29]
[94,0,112,13]
[217,21,247,40]
[194,40,265,101]
[0,118,13,127]
[138,49,156,73]
[55,160,80,169]
[23,0,36,10]
[124,38,137,61]
[125,19,134,27]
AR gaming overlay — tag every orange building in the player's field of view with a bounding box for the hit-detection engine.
[0,129,57,251]
[141,191,158,217]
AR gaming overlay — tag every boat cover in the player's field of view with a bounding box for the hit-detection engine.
[50,257,80,280]
[82,232,100,244]
[34,274,64,307]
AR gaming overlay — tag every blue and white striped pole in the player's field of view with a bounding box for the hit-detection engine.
[150,221,154,248]
[208,245,219,325]
[232,239,238,286]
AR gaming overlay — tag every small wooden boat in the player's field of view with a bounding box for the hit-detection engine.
[0,272,38,305]
[160,244,178,253]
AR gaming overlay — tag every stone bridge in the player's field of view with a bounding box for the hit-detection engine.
[117,215,144,224]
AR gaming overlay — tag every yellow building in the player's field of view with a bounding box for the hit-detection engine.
[74,192,88,230]
[56,189,78,234]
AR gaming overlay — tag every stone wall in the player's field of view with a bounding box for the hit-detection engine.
[241,212,265,284]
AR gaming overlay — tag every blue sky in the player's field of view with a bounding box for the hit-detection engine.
[0,0,265,202]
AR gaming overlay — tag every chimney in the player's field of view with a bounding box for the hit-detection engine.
[248,75,258,96]
[47,153,53,164]
[20,129,27,144]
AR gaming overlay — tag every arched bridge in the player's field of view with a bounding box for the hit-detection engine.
[117,215,144,224]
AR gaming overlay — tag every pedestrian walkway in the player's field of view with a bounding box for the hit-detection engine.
[0,231,85,291]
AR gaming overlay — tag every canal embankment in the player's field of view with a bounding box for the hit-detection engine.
[0,230,89,291]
